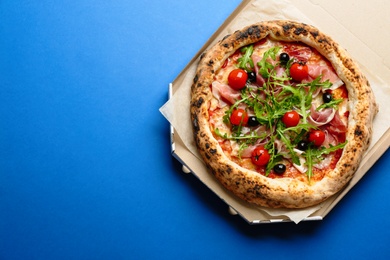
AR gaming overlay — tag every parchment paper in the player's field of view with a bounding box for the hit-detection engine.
[160,0,390,223]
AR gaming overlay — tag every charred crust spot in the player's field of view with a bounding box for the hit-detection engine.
[247,26,254,35]
[210,148,217,154]
[192,116,199,133]
[354,126,363,137]
[294,27,306,35]
[248,184,268,198]
[222,34,231,41]
[310,31,319,38]
[223,43,229,48]
[208,60,214,66]
[200,52,206,60]
[254,25,262,37]
[247,25,261,37]
[195,97,204,108]
[226,166,232,175]
[205,143,210,149]
[193,74,198,84]
[236,32,247,40]
[283,24,292,32]
[318,38,329,44]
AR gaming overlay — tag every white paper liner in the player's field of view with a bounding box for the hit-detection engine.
[160,0,390,223]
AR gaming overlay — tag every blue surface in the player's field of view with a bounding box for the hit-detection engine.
[1,1,390,259]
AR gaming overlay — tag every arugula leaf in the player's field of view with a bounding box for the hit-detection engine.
[276,128,300,165]
[303,141,348,181]
[316,98,343,111]
[257,46,281,78]
[237,45,254,71]
[305,146,315,181]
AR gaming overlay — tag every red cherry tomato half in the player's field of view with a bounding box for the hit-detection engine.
[309,130,326,147]
[228,69,248,90]
[251,146,270,166]
[290,63,308,82]
[282,110,300,127]
[230,109,248,126]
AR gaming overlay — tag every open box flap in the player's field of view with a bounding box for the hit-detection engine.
[160,0,390,223]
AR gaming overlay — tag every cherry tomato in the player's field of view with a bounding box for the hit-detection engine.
[228,69,248,90]
[290,62,308,82]
[230,109,248,126]
[282,110,300,127]
[309,130,326,147]
[251,146,270,166]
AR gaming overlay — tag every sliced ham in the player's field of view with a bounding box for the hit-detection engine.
[283,43,312,62]
[321,129,338,148]
[240,145,259,158]
[328,110,347,134]
[307,64,344,89]
[211,81,241,107]
[308,104,336,126]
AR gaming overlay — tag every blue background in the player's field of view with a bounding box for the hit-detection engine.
[1,1,390,259]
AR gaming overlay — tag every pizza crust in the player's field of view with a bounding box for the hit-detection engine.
[190,20,378,208]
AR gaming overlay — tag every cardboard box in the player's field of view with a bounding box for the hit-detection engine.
[160,0,390,223]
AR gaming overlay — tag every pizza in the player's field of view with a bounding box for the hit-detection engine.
[190,20,378,208]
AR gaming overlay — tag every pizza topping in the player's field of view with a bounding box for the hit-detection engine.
[279,52,290,65]
[290,62,309,82]
[247,71,257,83]
[308,130,326,147]
[308,105,336,126]
[322,92,333,103]
[228,69,248,90]
[230,108,248,126]
[283,42,312,62]
[237,45,255,71]
[273,163,287,174]
[257,46,281,78]
[211,38,348,181]
[211,81,241,107]
[304,141,347,180]
[282,111,300,128]
[328,111,348,134]
[251,146,271,166]
[247,116,260,127]
[297,140,309,151]
[307,64,344,89]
